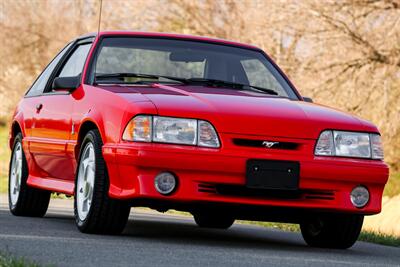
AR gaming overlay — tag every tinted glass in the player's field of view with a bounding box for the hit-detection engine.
[241,59,285,94]
[93,37,297,98]
[97,47,205,79]
[26,43,72,97]
[58,43,91,77]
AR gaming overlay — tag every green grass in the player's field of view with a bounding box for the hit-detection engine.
[0,252,42,267]
[0,177,7,193]
[0,125,10,193]
[359,231,400,247]
[237,221,300,232]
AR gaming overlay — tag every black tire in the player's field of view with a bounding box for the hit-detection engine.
[74,129,130,234]
[300,213,364,249]
[8,133,50,217]
[192,210,235,229]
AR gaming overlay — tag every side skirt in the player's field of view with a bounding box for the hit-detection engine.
[27,175,74,195]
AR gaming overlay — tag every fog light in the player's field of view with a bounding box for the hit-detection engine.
[154,172,177,195]
[350,186,369,208]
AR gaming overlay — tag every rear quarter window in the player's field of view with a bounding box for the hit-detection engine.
[25,43,72,97]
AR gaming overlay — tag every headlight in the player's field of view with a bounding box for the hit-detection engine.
[333,131,370,158]
[153,116,197,145]
[123,115,220,148]
[315,130,384,159]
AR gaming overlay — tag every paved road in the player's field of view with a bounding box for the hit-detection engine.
[0,197,399,267]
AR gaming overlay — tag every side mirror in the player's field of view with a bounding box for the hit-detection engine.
[52,76,80,92]
[303,97,313,103]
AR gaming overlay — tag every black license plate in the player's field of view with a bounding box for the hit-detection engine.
[246,159,300,190]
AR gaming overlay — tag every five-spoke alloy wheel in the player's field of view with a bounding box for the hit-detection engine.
[74,129,131,234]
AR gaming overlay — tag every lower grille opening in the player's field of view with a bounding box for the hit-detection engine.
[303,190,335,200]
[198,183,217,193]
[216,184,301,199]
[198,183,335,200]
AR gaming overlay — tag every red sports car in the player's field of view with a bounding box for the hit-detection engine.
[8,31,388,249]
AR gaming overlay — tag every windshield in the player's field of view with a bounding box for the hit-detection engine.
[91,37,298,99]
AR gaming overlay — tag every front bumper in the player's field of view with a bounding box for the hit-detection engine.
[103,133,389,215]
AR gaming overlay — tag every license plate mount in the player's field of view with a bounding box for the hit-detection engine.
[246,159,300,190]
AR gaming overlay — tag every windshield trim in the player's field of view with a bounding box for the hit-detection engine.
[85,35,301,100]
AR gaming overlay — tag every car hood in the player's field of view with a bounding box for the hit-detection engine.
[102,84,377,139]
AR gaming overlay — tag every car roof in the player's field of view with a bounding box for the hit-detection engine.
[77,31,262,51]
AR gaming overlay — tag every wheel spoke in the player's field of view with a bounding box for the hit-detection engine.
[82,197,88,212]
[16,149,22,161]
[87,187,93,206]
[89,147,95,160]
[17,168,21,185]
[87,165,95,183]
[82,158,89,180]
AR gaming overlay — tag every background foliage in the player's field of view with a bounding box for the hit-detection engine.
[0,0,399,175]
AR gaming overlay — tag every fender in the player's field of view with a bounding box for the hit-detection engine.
[71,114,105,161]
[9,107,25,149]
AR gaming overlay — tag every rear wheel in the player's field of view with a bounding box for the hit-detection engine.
[8,133,50,217]
[74,129,130,234]
[300,213,364,249]
[192,210,235,229]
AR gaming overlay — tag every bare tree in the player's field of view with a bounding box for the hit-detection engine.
[0,0,399,168]
[0,0,155,121]
[288,0,400,167]
[158,0,400,168]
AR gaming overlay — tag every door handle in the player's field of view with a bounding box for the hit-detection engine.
[36,103,43,112]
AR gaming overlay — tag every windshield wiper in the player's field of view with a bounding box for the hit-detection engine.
[182,78,278,95]
[95,73,186,84]
[95,73,278,95]
[242,84,279,96]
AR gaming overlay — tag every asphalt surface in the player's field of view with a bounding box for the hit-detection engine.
[0,197,399,267]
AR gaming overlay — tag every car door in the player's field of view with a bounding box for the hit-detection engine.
[23,43,72,176]
[29,41,92,180]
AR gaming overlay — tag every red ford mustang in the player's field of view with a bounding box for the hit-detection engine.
[8,31,388,248]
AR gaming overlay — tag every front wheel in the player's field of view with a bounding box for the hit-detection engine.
[300,213,364,249]
[74,129,130,234]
